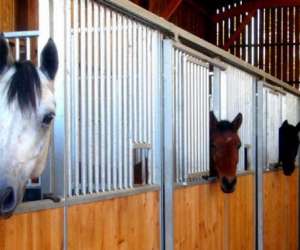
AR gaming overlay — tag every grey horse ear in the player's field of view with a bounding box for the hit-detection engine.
[231,113,243,131]
[40,38,59,80]
[210,111,218,130]
[0,33,9,74]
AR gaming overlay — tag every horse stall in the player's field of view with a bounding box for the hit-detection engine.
[258,83,300,250]
[0,0,299,250]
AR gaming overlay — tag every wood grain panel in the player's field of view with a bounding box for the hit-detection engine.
[68,191,160,250]
[227,175,254,250]
[174,182,225,250]
[263,168,299,250]
[0,208,63,250]
[0,0,15,31]
[174,174,255,250]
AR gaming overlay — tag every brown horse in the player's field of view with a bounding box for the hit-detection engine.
[210,111,243,193]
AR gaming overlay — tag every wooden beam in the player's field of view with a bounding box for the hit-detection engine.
[161,0,182,20]
[223,8,257,51]
[213,0,300,22]
[184,0,210,18]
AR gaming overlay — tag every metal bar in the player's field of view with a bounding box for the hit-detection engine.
[87,0,93,194]
[80,0,87,195]
[123,16,129,189]
[111,10,117,190]
[100,5,106,192]
[94,1,100,193]
[65,0,72,197]
[73,0,80,196]
[128,19,134,188]
[3,31,39,39]
[25,38,31,60]
[106,8,112,191]
[15,38,20,61]
[117,13,123,189]
[162,39,174,250]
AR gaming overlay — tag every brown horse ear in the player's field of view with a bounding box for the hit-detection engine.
[210,111,218,130]
[231,113,243,131]
[296,122,300,132]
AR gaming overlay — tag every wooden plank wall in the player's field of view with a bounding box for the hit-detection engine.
[0,0,16,32]
[263,168,299,250]
[68,191,160,250]
[174,174,254,250]
[216,3,300,88]
[0,208,63,250]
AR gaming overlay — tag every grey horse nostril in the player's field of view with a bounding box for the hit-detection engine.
[0,187,16,214]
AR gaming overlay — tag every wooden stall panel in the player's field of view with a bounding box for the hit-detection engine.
[287,168,299,250]
[174,174,255,250]
[263,168,299,250]
[68,191,160,250]
[0,0,15,31]
[174,182,225,250]
[0,208,64,250]
[227,175,254,250]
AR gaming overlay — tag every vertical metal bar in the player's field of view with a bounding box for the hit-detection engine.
[138,24,143,141]
[196,64,200,173]
[15,38,20,61]
[100,5,106,192]
[175,50,179,182]
[65,0,72,197]
[183,56,188,181]
[117,13,123,189]
[87,0,93,194]
[111,11,117,190]
[80,0,87,195]
[106,8,112,191]
[133,22,138,144]
[26,38,31,60]
[205,67,210,172]
[256,80,264,250]
[163,39,174,250]
[94,1,100,193]
[73,0,79,196]
[146,28,152,184]
[200,66,204,172]
[177,51,183,181]
[123,16,128,189]
[128,20,134,188]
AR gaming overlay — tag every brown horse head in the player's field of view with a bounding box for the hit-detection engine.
[210,111,243,193]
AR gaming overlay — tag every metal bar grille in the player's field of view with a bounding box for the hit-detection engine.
[221,65,255,172]
[174,47,210,184]
[66,0,162,197]
[262,86,286,169]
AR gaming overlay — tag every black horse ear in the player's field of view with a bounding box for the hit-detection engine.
[282,120,289,127]
[210,111,218,130]
[296,122,300,132]
[231,113,243,131]
[0,33,9,74]
[40,38,59,80]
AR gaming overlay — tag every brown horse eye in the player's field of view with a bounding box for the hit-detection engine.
[42,112,55,126]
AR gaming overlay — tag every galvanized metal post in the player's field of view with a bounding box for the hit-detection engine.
[256,80,264,250]
[162,39,174,250]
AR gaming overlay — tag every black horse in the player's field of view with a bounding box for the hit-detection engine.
[278,120,300,176]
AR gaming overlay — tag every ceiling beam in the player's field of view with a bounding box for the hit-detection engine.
[161,0,183,20]
[223,8,257,50]
[213,0,300,22]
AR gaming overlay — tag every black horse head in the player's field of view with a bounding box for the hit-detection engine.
[279,120,300,176]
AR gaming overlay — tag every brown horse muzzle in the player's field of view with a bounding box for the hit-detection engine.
[221,176,237,193]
